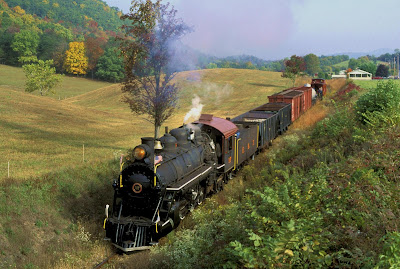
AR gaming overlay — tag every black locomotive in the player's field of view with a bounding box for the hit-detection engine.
[104,80,327,252]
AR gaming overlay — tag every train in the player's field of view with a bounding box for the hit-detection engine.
[103,78,327,252]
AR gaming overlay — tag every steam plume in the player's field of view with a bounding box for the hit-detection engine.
[184,95,203,123]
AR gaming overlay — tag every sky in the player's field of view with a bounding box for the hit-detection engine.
[105,0,400,60]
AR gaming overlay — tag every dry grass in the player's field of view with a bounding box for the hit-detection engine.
[0,64,112,99]
[1,68,306,180]
[292,78,347,130]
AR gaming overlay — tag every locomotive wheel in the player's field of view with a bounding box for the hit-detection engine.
[196,187,205,205]
[215,177,224,192]
[179,204,187,220]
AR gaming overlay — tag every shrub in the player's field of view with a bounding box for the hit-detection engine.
[355,80,400,125]
[376,232,400,268]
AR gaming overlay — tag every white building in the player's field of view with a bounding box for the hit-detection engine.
[347,69,372,80]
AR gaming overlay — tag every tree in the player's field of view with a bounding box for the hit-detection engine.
[348,58,359,70]
[85,36,106,78]
[119,0,191,138]
[304,53,320,76]
[375,64,389,77]
[282,55,306,87]
[359,61,377,76]
[11,29,40,62]
[23,59,62,96]
[64,41,88,75]
[95,47,124,82]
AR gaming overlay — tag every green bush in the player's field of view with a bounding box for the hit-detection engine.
[376,232,400,268]
[355,80,400,125]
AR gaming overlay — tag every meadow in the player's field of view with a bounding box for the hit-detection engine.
[0,65,305,179]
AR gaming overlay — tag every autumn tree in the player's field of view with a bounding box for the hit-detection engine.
[120,0,191,138]
[85,36,106,78]
[23,59,62,96]
[64,41,88,75]
[304,53,320,76]
[282,55,306,86]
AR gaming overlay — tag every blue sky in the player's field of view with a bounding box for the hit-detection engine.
[105,0,400,60]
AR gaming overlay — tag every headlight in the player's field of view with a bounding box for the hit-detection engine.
[134,147,146,160]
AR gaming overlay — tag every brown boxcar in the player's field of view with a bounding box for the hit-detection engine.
[287,86,313,113]
[268,90,304,122]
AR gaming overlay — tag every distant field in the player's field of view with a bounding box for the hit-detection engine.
[1,67,307,179]
[332,60,349,69]
[0,64,112,99]
[353,79,400,89]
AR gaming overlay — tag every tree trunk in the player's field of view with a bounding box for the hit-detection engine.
[154,124,161,139]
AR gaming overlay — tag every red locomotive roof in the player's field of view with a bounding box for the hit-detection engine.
[196,114,238,138]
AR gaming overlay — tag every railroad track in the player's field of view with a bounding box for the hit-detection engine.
[92,253,117,269]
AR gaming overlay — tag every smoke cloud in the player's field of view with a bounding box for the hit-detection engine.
[183,94,204,123]
[196,82,233,105]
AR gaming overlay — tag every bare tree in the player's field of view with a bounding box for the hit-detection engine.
[119,0,191,138]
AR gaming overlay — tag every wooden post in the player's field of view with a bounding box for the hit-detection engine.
[83,144,85,162]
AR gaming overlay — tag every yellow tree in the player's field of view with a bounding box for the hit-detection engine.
[64,41,88,75]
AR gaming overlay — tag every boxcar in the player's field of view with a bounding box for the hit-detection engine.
[268,90,303,122]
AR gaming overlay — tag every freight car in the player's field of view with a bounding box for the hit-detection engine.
[103,80,327,252]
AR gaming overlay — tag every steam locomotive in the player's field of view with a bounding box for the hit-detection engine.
[103,79,327,252]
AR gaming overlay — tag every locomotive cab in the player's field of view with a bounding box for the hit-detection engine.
[194,114,238,174]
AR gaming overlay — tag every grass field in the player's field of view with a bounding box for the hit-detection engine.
[353,78,400,89]
[332,60,349,69]
[0,64,112,99]
[0,66,309,179]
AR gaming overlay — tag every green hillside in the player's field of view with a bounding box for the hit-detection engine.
[332,60,349,69]
[2,0,123,31]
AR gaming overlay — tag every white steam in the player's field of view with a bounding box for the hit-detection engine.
[184,95,204,123]
[193,82,233,104]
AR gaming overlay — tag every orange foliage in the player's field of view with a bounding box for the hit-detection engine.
[85,37,105,71]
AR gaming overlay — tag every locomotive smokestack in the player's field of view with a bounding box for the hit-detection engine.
[165,126,169,134]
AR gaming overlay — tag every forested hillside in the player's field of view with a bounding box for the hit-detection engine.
[2,0,122,31]
[0,0,124,81]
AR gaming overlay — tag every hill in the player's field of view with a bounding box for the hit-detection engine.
[0,64,112,98]
[0,67,303,180]
[2,0,122,31]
